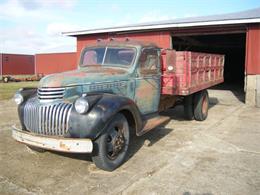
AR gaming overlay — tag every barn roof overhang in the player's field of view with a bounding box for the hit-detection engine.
[63,7,260,36]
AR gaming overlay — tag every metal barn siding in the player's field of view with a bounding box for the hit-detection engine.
[246,24,260,75]
[35,52,77,75]
[2,54,34,75]
[77,31,171,61]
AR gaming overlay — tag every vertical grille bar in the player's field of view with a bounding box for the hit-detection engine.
[43,106,47,135]
[62,104,71,135]
[48,105,54,135]
[56,103,62,136]
[35,106,39,134]
[58,104,66,136]
[66,105,72,131]
[51,104,56,135]
[38,106,41,134]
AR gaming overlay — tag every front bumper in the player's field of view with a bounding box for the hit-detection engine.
[12,125,93,153]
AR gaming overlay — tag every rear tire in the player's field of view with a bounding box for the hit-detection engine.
[193,90,209,121]
[184,95,194,120]
[92,113,130,171]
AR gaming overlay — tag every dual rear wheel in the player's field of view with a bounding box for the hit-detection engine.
[184,90,209,121]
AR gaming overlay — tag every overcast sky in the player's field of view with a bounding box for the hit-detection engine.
[0,0,260,54]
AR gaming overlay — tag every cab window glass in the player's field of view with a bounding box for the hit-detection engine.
[82,48,105,65]
[81,47,136,67]
[104,48,135,66]
[139,49,159,74]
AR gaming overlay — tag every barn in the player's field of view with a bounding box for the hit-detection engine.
[35,52,77,75]
[0,52,77,78]
[64,8,260,107]
[0,53,35,76]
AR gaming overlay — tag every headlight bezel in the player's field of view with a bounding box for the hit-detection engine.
[74,97,89,114]
[14,93,24,105]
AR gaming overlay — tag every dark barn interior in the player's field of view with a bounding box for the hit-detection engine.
[171,33,246,101]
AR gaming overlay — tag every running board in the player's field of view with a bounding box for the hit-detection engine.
[137,115,170,136]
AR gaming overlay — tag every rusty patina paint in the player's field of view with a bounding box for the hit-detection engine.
[134,79,160,114]
[39,67,128,88]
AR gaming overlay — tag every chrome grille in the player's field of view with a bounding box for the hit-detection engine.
[37,87,65,100]
[24,98,72,136]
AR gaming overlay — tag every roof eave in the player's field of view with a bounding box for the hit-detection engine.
[63,18,260,36]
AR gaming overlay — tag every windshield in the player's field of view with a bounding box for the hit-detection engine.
[80,47,136,67]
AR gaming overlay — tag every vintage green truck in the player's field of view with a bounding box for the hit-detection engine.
[12,40,224,171]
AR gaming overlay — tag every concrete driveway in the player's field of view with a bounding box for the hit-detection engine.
[0,89,259,195]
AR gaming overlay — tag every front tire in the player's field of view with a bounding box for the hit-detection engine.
[92,113,130,171]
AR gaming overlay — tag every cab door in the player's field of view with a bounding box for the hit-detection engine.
[134,48,161,114]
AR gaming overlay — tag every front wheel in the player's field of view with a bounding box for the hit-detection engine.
[92,113,130,171]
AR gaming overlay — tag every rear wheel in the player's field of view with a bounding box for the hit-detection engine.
[193,90,209,121]
[184,94,194,120]
[92,113,130,171]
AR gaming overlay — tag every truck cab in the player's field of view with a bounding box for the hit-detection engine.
[12,40,223,171]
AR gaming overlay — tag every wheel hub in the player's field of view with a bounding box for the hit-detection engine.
[111,133,125,157]
[107,129,126,159]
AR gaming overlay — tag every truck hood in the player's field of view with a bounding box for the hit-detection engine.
[39,67,128,88]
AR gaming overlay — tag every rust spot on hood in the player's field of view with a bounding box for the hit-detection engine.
[39,67,128,88]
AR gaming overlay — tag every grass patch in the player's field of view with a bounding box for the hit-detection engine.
[0,82,39,100]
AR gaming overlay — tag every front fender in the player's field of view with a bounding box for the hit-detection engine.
[68,94,142,139]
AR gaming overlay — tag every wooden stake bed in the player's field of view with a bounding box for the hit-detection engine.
[161,50,225,96]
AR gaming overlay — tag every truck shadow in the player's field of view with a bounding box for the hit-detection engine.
[209,97,219,109]
[50,150,93,161]
[161,98,219,121]
[50,123,173,163]
[127,125,173,161]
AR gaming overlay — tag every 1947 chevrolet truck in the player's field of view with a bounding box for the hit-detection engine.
[12,40,224,171]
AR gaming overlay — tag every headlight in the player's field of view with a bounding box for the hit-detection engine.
[75,97,89,114]
[14,93,24,105]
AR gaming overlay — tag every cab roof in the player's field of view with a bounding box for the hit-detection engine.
[86,40,159,48]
